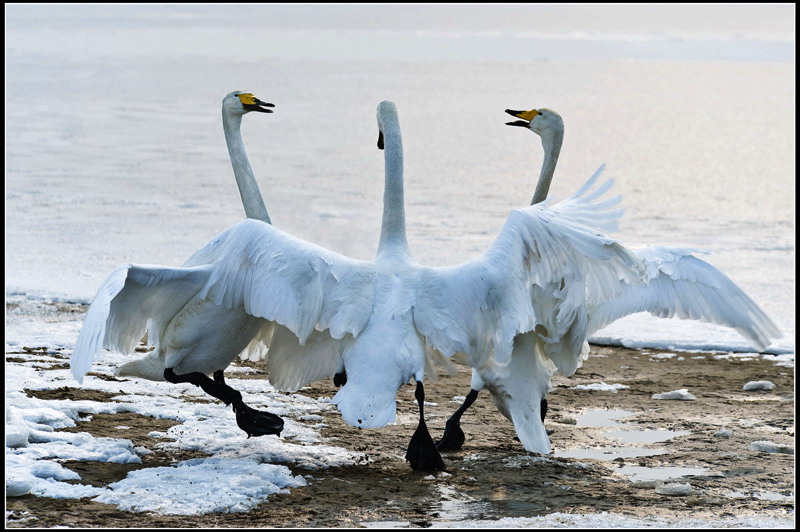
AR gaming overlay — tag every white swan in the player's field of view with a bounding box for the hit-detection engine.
[71,91,285,438]
[435,107,782,453]
[72,100,780,472]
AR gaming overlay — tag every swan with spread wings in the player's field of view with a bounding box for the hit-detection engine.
[72,100,780,471]
[434,107,781,454]
[72,91,285,439]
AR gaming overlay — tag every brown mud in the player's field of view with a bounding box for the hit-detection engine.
[6,343,794,528]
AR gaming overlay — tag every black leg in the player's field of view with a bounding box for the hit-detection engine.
[542,398,555,436]
[164,368,284,438]
[333,370,347,387]
[435,388,479,451]
[405,381,446,471]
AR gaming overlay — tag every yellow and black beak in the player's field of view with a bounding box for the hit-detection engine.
[238,93,275,113]
[505,108,539,127]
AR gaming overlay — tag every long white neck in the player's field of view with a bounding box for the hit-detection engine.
[531,129,563,205]
[223,111,271,224]
[377,112,410,259]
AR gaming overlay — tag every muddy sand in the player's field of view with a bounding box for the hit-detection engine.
[6,325,795,527]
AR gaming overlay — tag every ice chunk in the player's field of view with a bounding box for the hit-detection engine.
[652,389,696,400]
[748,440,793,454]
[743,380,775,391]
[655,482,692,496]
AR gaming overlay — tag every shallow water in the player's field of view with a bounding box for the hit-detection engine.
[554,447,667,461]
[616,465,709,483]
[575,409,635,427]
[559,408,699,482]
[605,429,691,445]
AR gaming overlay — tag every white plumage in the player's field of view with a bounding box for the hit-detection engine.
[72,100,780,465]
[434,107,781,455]
[72,91,275,384]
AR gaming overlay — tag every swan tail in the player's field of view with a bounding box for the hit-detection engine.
[116,351,168,381]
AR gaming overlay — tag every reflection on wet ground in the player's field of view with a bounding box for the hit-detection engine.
[556,409,709,482]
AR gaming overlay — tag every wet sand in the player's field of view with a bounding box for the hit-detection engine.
[6,334,794,527]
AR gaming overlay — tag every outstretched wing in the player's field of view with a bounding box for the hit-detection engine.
[71,264,212,383]
[588,246,781,350]
[185,219,376,390]
[413,166,642,376]
[192,219,376,344]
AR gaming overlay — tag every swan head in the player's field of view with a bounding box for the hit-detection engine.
[505,108,564,140]
[376,100,399,150]
[222,91,275,116]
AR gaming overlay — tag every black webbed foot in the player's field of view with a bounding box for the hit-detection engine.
[435,417,465,451]
[406,419,446,471]
[164,367,284,439]
[232,402,284,438]
[406,381,446,471]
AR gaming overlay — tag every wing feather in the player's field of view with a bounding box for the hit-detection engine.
[588,246,781,350]
[193,219,376,345]
[413,167,640,374]
[71,264,212,383]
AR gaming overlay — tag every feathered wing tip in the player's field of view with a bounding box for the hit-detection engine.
[481,333,557,454]
[571,164,606,199]
[238,321,275,362]
[672,250,781,351]
[71,263,212,384]
[423,343,458,381]
[589,247,783,352]
[71,265,133,383]
[266,325,351,392]
[555,165,626,236]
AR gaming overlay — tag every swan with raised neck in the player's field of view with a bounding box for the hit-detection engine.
[506,107,564,205]
[375,100,410,260]
[221,90,274,223]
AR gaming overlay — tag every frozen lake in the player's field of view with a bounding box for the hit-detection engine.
[6,4,795,353]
